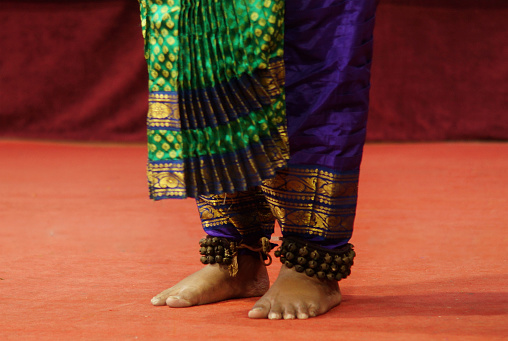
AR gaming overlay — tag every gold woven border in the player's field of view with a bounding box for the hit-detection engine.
[197,188,275,236]
[259,59,285,98]
[262,166,359,239]
[147,161,186,199]
[147,92,180,129]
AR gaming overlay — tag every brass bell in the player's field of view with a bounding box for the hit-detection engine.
[335,256,343,265]
[299,246,309,256]
[305,268,315,277]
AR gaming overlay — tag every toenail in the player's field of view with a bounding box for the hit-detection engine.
[151,297,161,305]
[168,295,181,300]
[268,313,280,320]
[251,307,263,311]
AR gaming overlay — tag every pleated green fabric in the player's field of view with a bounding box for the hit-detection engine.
[139,0,288,199]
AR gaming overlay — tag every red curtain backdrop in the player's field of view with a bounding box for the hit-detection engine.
[1,0,507,142]
[368,0,508,141]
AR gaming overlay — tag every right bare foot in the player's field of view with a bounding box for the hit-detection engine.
[150,254,269,307]
[248,264,342,319]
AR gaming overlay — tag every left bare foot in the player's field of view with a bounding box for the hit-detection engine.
[248,265,342,319]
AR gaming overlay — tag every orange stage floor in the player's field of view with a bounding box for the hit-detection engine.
[1,140,507,340]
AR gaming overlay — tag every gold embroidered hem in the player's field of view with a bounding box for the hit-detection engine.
[195,165,359,243]
[197,188,275,239]
[261,166,359,239]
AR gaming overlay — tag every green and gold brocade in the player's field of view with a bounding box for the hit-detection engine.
[139,0,288,199]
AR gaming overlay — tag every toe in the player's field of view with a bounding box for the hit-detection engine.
[283,305,297,320]
[268,302,284,320]
[268,311,282,320]
[297,312,309,319]
[307,304,319,318]
[151,288,174,306]
[283,313,296,320]
[151,296,166,306]
[248,300,271,319]
[166,295,193,308]
[295,304,310,319]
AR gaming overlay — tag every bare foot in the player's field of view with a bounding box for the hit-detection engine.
[151,254,269,307]
[248,265,342,319]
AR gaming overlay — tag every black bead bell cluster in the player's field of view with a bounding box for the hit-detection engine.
[199,236,237,265]
[274,237,355,281]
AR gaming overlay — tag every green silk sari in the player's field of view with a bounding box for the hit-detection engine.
[139,0,288,199]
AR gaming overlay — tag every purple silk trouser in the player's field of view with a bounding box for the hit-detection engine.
[197,0,378,250]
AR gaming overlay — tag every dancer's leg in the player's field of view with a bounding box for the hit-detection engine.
[249,166,358,319]
[249,0,379,319]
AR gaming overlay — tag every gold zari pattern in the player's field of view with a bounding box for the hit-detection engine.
[197,188,275,237]
[147,162,186,198]
[262,167,359,239]
[259,59,285,99]
[147,92,180,129]
[197,166,359,241]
